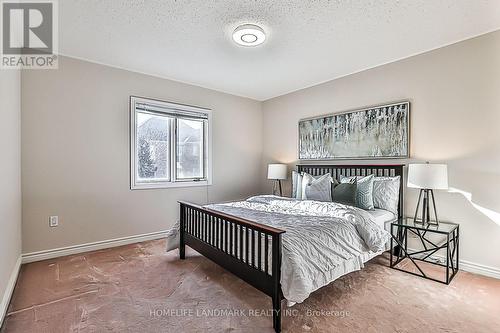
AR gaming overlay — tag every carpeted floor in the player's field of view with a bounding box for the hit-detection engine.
[2,239,500,333]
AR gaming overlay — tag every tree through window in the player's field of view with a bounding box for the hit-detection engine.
[130,97,211,189]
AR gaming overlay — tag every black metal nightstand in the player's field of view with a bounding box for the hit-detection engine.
[390,217,459,284]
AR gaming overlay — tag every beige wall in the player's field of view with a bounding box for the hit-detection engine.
[0,69,22,319]
[19,31,500,271]
[262,31,500,270]
[21,56,263,253]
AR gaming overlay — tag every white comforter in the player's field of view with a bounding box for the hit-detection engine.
[204,195,390,304]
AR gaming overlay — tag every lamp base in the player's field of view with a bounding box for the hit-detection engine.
[413,189,439,225]
[272,180,283,197]
[414,218,439,226]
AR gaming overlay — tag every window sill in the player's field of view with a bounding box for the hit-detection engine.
[131,180,211,190]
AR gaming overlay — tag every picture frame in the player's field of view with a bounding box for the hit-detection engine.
[298,101,410,160]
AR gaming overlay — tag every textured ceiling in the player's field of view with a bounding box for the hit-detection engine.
[60,0,500,101]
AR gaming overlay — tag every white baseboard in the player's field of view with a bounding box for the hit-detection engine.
[405,247,500,280]
[0,255,22,326]
[459,259,500,279]
[22,230,167,264]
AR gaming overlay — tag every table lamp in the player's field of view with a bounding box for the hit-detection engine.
[267,164,287,196]
[407,163,448,225]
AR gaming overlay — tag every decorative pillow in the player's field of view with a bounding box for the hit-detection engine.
[373,176,401,215]
[331,178,357,206]
[302,172,333,202]
[340,174,375,210]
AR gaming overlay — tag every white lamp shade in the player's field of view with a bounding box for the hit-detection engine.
[407,164,448,190]
[267,164,287,180]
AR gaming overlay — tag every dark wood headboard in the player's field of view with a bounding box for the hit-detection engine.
[297,164,405,219]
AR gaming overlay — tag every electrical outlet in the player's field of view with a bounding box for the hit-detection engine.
[49,216,59,227]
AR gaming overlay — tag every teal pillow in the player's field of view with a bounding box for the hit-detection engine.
[340,174,375,210]
[331,179,357,206]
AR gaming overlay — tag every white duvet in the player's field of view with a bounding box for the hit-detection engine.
[171,195,390,305]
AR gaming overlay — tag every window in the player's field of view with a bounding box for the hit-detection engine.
[130,96,212,189]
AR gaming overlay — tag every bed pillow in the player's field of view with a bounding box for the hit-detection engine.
[331,178,357,206]
[291,171,300,199]
[302,172,333,202]
[292,171,306,199]
[340,174,375,210]
[373,176,401,215]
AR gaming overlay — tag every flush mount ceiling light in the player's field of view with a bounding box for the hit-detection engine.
[232,24,266,47]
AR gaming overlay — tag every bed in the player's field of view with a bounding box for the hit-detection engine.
[178,164,404,332]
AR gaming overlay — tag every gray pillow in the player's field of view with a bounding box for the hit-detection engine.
[302,172,333,202]
[331,179,357,206]
[373,176,401,215]
[340,174,375,210]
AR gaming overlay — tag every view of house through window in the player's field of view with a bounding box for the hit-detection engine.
[131,97,211,189]
[176,118,204,179]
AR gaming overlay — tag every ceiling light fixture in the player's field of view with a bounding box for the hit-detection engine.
[232,24,266,47]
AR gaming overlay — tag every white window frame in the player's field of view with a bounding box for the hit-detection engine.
[130,96,212,190]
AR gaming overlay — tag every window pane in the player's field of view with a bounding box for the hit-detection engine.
[136,112,170,182]
[176,118,204,179]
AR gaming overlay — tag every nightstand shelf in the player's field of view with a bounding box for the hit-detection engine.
[390,217,459,284]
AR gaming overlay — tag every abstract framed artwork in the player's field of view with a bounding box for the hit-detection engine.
[298,101,410,160]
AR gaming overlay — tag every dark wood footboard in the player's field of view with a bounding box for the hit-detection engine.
[179,201,286,332]
[178,164,405,332]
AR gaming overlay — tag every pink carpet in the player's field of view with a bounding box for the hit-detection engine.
[2,239,499,332]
